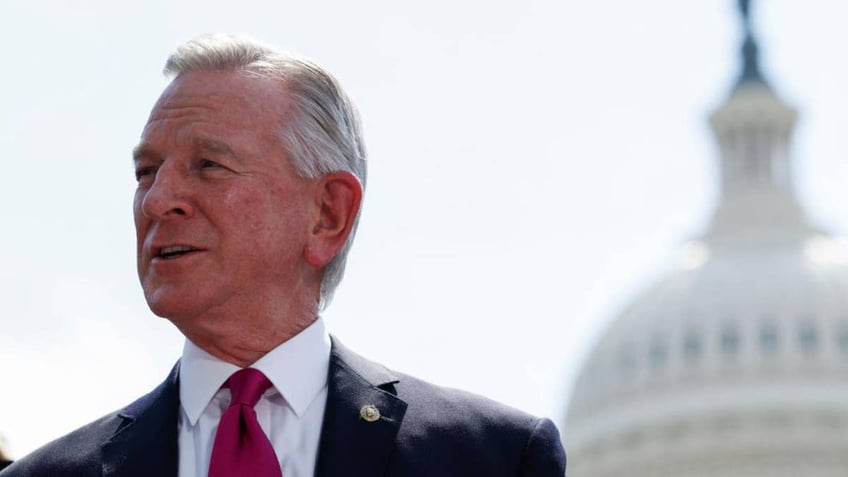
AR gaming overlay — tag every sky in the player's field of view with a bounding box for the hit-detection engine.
[2,0,848,459]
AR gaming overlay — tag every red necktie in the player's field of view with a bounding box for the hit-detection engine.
[208,368,283,477]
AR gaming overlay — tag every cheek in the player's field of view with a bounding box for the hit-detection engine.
[132,194,147,246]
[224,182,312,234]
[222,189,270,234]
[132,191,143,221]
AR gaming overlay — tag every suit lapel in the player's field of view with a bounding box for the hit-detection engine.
[101,363,180,477]
[315,338,408,477]
[97,341,405,477]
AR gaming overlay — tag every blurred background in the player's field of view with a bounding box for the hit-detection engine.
[1,0,848,473]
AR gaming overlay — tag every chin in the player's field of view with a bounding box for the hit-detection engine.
[146,300,185,321]
[144,289,198,322]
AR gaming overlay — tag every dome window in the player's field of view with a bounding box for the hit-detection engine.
[720,326,740,357]
[798,322,817,354]
[836,323,848,354]
[759,322,779,355]
[683,332,702,362]
[618,344,637,377]
[649,337,668,369]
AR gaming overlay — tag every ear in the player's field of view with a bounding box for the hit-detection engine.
[303,171,363,268]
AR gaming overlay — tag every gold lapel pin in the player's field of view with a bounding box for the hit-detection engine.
[360,404,381,422]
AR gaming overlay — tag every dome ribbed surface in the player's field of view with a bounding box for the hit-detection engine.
[563,6,848,473]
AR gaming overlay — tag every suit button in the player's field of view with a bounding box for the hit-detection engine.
[360,404,381,422]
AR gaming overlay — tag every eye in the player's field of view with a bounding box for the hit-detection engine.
[197,158,234,178]
[135,166,157,183]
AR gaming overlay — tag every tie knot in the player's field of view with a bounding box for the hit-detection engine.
[226,368,273,408]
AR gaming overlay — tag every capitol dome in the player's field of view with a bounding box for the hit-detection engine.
[564,2,848,476]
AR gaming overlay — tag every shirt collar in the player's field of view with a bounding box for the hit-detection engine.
[179,316,331,426]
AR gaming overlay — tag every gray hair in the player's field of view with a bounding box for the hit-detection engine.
[164,34,367,310]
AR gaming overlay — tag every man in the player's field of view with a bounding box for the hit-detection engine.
[0,435,11,471]
[1,35,566,476]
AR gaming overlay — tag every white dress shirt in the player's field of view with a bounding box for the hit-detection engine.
[177,317,331,477]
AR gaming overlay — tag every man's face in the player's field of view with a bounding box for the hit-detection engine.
[133,70,319,328]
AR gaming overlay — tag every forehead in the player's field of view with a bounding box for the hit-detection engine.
[140,70,289,147]
[157,69,286,112]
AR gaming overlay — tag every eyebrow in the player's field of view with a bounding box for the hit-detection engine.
[194,137,242,162]
[131,138,242,163]
[132,143,155,164]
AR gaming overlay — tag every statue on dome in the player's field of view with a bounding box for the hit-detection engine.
[736,0,765,85]
[738,0,751,26]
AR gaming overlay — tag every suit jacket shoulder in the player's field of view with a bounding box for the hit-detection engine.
[0,364,179,477]
[391,371,566,476]
[1,411,121,477]
[2,341,565,477]
[317,338,566,477]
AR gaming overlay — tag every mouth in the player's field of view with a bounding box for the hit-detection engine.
[155,245,199,260]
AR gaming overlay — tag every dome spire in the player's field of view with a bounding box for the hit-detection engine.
[705,0,813,246]
[736,0,768,88]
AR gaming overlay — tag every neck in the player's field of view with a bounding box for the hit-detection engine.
[174,297,319,367]
[183,315,318,367]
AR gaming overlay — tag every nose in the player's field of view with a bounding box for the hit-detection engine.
[138,163,195,219]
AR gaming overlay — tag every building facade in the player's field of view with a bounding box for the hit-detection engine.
[563,2,848,476]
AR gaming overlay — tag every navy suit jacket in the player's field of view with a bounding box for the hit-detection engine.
[1,339,566,476]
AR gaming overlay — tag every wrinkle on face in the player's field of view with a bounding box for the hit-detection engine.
[132,70,322,365]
